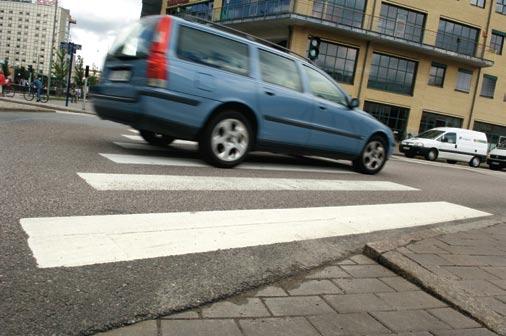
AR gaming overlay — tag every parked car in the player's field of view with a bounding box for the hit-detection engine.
[92,15,395,174]
[487,136,506,171]
[399,127,488,167]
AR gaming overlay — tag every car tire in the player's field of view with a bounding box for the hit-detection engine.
[353,136,387,175]
[447,160,457,164]
[425,149,438,161]
[199,111,252,168]
[139,130,175,147]
[469,156,481,168]
[404,153,415,158]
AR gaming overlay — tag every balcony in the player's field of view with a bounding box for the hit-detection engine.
[169,0,493,68]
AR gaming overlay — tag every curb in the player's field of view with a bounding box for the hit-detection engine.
[363,216,506,336]
[0,97,95,115]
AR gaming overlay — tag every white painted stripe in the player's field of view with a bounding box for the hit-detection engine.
[56,111,93,117]
[78,173,418,191]
[127,129,139,134]
[122,134,144,141]
[21,202,491,268]
[99,153,354,174]
[113,141,197,152]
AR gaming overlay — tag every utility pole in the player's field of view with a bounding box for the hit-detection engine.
[46,0,58,99]
[61,42,81,107]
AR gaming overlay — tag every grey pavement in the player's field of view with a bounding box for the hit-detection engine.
[367,223,506,335]
[97,254,494,336]
[0,96,94,113]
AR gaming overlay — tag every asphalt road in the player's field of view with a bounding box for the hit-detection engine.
[1,111,505,336]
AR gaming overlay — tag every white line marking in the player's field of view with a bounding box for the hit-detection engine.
[56,111,93,117]
[113,141,197,152]
[99,153,354,174]
[127,129,139,134]
[21,202,491,268]
[78,173,418,191]
[122,134,144,141]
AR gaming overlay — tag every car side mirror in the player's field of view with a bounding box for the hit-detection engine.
[349,98,360,109]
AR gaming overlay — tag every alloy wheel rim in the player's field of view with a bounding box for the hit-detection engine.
[363,141,385,171]
[211,119,249,162]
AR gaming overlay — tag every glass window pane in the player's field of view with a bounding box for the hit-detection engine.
[259,50,302,91]
[314,41,358,84]
[368,53,417,95]
[303,66,348,106]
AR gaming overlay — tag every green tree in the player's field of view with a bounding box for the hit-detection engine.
[87,65,100,87]
[52,49,68,96]
[73,55,85,88]
[16,66,29,80]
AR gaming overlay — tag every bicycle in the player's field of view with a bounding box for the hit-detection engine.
[23,84,49,103]
[3,80,15,98]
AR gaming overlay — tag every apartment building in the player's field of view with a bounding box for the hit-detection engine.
[157,0,506,144]
[0,0,70,76]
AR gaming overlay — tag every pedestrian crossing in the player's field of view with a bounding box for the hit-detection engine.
[20,128,494,269]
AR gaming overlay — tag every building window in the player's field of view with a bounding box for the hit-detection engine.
[480,74,497,98]
[428,62,447,87]
[314,41,358,84]
[377,3,426,43]
[167,0,213,20]
[491,31,505,54]
[368,53,418,95]
[471,0,486,7]
[497,0,506,14]
[474,121,506,146]
[220,0,292,21]
[436,19,479,56]
[364,101,410,140]
[456,69,473,92]
[311,0,367,28]
[419,111,463,133]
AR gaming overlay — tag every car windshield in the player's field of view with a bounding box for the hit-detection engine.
[108,17,158,59]
[416,130,445,139]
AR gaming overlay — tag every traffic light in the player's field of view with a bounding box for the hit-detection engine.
[308,37,321,60]
[85,65,89,78]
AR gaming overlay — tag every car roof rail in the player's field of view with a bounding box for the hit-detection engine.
[179,14,313,63]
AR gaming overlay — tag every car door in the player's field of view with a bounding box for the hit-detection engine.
[256,49,313,147]
[438,132,458,160]
[301,65,361,156]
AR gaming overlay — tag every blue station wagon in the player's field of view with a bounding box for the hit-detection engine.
[93,15,395,174]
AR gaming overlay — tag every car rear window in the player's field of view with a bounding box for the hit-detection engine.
[177,26,249,76]
[108,16,159,59]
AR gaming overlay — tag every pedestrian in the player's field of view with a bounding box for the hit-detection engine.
[33,77,43,102]
[76,87,81,102]
[0,70,5,97]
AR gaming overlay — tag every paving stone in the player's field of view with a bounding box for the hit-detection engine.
[482,267,506,280]
[239,317,320,336]
[350,255,376,265]
[496,295,506,304]
[264,296,334,316]
[160,319,242,336]
[478,296,506,315]
[305,266,351,279]
[431,328,498,336]
[407,239,451,254]
[333,278,394,294]
[380,277,419,292]
[162,310,200,319]
[334,259,356,265]
[427,308,481,329]
[439,255,490,267]
[366,333,433,336]
[323,293,392,313]
[441,266,500,280]
[254,285,288,297]
[371,310,451,332]
[285,280,342,295]
[308,312,390,336]
[490,279,506,291]
[376,291,447,310]
[96,321,157,336]
[457,280,506,296]
[340,265,396,278]
[424,265,461,280]
[201,298,270,318]
[404,253,453,266]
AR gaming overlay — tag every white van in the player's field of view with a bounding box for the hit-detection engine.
[400,127,488,167]
[487,136,506,171]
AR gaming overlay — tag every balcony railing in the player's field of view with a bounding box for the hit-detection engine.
[167,0,491,65]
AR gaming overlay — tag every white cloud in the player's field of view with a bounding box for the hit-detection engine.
[58,0,142,69]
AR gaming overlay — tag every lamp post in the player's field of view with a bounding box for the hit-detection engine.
[46,0,58,98]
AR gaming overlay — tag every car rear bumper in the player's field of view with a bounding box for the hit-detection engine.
[92,86,205,140]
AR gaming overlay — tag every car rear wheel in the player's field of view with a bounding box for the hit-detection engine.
[353,136,387,175]
[199,111,252,168]
[469,156,481,168]
[139,130,174,147]
[425,149,438,161]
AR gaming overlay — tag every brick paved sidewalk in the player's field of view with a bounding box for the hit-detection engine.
[97,254,494,336]
[368,223,506,335]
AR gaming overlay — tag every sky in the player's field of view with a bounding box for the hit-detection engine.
[58,0,142,69]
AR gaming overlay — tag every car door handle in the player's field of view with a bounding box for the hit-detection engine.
[264,90,275,96]
[319,105,327,110]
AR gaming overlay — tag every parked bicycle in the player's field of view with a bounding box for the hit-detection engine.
[23,83,49,103]
[3,79,16,97]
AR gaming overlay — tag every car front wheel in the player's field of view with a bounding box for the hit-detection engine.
[353,136,387,175]
[199,111,252,168]
[425,149,438,161]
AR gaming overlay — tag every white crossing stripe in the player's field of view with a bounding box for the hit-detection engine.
[122,134,144,141]
[56,111,93,117]
[78,173,418,191]
[127,129,139,134]
[99,153,354,174]
[113,141,198,152]
[21,202,491,268]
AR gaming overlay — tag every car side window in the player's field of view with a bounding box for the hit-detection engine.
[258,50,302,92]
[303,65,348,107]
[441,133,457,144]
[177,26,249,76]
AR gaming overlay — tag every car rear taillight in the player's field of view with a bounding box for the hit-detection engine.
[147,16,172,87]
